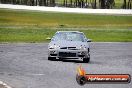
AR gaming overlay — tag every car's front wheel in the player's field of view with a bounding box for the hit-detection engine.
[83,57,90,63]
[48,57,56,61]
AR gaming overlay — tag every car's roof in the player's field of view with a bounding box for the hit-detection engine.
[56,31,83,33]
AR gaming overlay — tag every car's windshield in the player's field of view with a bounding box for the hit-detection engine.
[52,32,86,42]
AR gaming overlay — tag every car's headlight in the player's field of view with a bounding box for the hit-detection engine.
[80,46,87,50]
[49,45,59,49]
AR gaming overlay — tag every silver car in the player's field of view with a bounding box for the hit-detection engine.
[48,31,91,63]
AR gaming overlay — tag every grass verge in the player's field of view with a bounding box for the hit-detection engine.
[0,8,132,42]
[0,28,132,42]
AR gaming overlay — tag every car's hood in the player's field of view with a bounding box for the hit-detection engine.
[49,40,89,48]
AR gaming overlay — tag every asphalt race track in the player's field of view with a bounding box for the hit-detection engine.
[0,42,132,88]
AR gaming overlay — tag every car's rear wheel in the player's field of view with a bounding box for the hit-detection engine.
[48,57,56,61]
[83,57,90,63]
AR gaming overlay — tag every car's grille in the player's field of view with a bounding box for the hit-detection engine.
[60,47,67,49]
[68,47,78,50]
[68,47,76,49]
[60,47,78,50]
[59,52,76,57]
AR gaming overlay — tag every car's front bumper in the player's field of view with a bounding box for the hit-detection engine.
[48,49,90,59]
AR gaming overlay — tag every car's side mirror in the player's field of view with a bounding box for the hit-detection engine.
[87,39,92,42]
[46,37,51,40]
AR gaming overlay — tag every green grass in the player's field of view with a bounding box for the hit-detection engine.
[0,9,132,28]
[0,9,132,42]
[0,28,132,42]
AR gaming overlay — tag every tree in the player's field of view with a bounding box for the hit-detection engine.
[105,0,115,9]
[70,0,73,7]
[93,0,96,9]
[128,0,132,9]
[123,0,127,8]
[99,0,105,9]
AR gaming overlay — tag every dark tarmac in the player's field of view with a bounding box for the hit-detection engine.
[0,42,132,88]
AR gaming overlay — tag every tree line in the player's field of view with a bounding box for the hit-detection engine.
[0,0,55,6]
[0,0,131,9]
